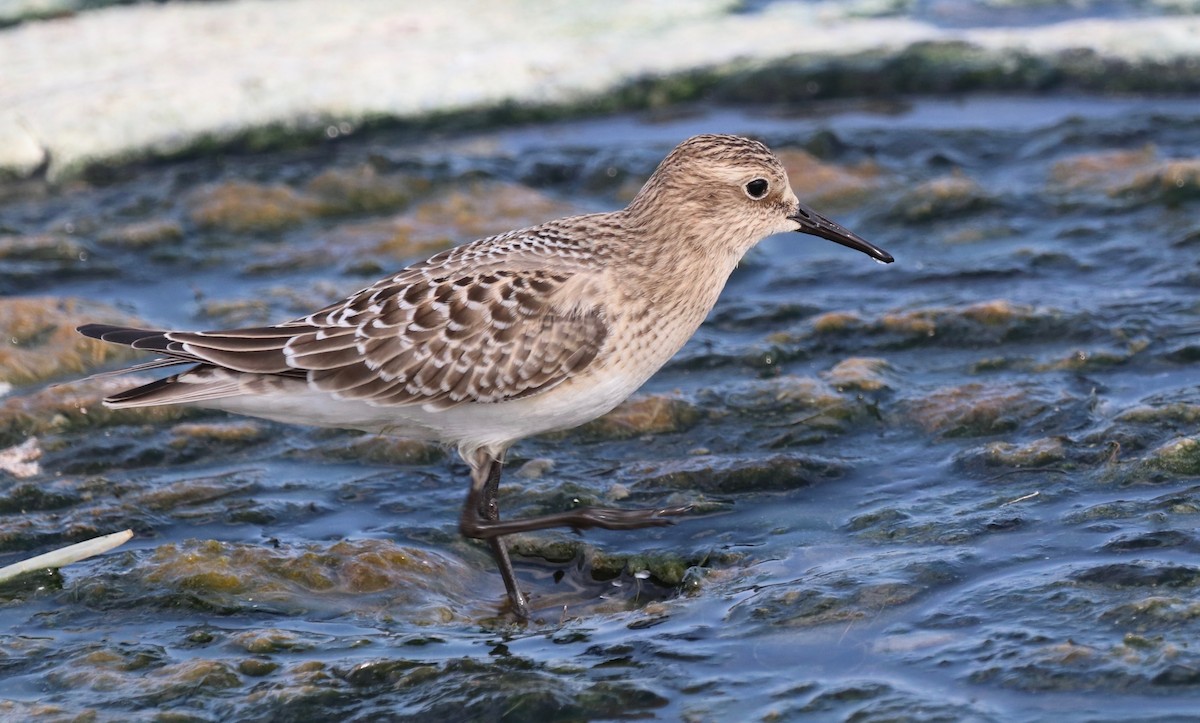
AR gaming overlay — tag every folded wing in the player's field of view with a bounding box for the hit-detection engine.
[80,268,608,411]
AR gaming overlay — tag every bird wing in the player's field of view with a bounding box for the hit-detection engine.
[92,256,610,411]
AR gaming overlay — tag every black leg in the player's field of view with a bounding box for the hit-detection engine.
[460,451,529,618]
[458,448,694,618]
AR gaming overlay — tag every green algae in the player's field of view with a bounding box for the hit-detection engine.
[0,296,142,387]
[571,394,704,441]
[186,181,321,234]
[892,173,993,223]
[981,437,1068,468]
[632,453,846,494]
[0,234,87,263]
[304,164,421,216]
[0,380,203,449]
[1117,159,1200,207]
[903,382,1054,438]
[0,482,80,514]
[1101,437,1200,487]
[311,434,447,466]
[96,219,185,249]
[1116,403,1200,426]
[822,356,894,392]
[1145,437,1200,476]
[794,300,1088,353]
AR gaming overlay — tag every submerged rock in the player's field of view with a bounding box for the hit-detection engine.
[1032,344,1145,372]
[775,148,884,208]
[1064,486,1200,526]
[127,538,481,621]
[981,437,1068,468]
[1099,596,1200,629]
[728,550,961,629]
[0,296,140,386]
[303,164,423,216]
[239,180,580,277]
[573,394,702,440]
[891,173,992,223]
[336,655,668,720]
[0,478,79,513]
[1118,158,1200,206]
[399,180,579,242]
[630,453,846,494]
[1048,145,1157,193]
[1144,437,1200,477]
[917,562,1200,694]
[187,181,321,234]
[1048,147,1200,208]
[169,421,267,447]
[902,382,1054,438]
[718,375,844,413]
[796,300,1085,352]
[1116,403,1200,427]
[505,535,708,589]
[130,471,257,514]
[1072,561,1200,590]
[808,310,864,334]
[96,219,185,249]
[44,651,242,708]
[0,378,199,448]
[0,233,87,263]
[705,375,875,443]
[822,356,894,392]
[1101,436,1200,486]
[311,434,446,466]
[1102,530,1197,553]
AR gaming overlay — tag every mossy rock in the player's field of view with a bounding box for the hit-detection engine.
[0,296,142,386]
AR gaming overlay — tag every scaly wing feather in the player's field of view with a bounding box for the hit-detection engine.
[79,222,615,410]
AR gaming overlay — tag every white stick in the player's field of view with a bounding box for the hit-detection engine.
[1000,491,1041,506]
[0,529,134,583]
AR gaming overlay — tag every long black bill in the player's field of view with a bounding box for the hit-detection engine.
[789,205,894,263]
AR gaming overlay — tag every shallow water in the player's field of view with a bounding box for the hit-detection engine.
[1,95,1199,721]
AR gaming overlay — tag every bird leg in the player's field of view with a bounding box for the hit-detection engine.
[461,453,529,618]
[459,451,693,617]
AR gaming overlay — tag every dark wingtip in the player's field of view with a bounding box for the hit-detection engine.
[77,324,173,350]
[77,323,118,339]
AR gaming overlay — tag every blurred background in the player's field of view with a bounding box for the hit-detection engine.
[2,1,1199,720]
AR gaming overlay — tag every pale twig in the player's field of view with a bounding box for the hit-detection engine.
[0,529,134,583]
[1000,491,1040,507]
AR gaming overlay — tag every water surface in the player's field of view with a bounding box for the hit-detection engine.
[1,95,1199,721]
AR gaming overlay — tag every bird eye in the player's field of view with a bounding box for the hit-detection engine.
[744,178,769,200]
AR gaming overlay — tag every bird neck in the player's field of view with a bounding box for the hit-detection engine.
[614,209,742,313]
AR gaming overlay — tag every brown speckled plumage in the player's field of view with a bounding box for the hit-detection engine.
[77,134,893,617]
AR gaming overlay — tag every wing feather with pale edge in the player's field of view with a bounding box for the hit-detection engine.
[164,266,608,409]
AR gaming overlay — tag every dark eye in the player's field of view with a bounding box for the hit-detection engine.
[745,178,769,200]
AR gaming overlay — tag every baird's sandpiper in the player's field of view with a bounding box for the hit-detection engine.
[79,134,893,618]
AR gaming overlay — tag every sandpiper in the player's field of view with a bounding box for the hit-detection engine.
[78,134,893,618]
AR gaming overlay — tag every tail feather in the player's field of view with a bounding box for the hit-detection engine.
[104,367,245,408]
[79,323,301,374]
[75,357,195,383]
[77,323,266,408]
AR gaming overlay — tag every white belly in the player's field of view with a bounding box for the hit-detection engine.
[201,367,644,453]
